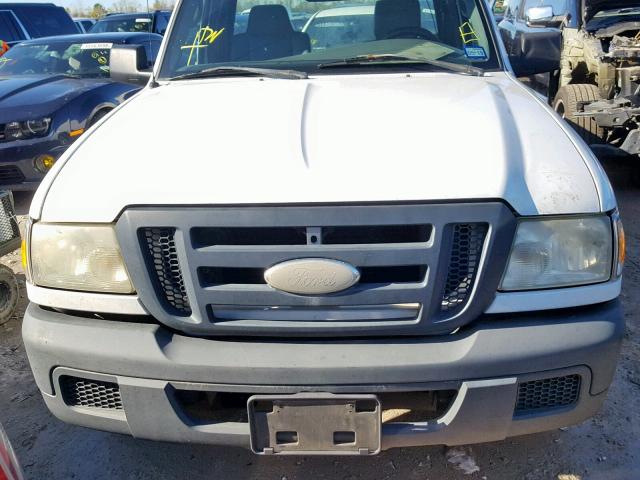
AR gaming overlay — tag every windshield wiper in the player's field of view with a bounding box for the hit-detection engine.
[169,66,308,81]
[318,54,484,76]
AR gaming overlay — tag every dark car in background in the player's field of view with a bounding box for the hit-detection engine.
[90,11,172,35]
[0,32,162,190]
[495,0,568,80]
[0,3,77,48]
[74,17,97,33]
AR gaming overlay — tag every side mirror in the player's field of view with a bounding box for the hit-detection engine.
[110,44,151,86]
[526,5,553,25]
[511,29,561,76]
[525,5,567,28]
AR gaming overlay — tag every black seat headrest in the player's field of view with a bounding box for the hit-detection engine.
[374,0,422,39]
[247,5,293,36]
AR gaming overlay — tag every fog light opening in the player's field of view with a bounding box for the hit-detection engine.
[34,154,56,173]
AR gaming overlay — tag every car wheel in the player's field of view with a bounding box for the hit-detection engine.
[0,264,19,325]
[554,84,604,145]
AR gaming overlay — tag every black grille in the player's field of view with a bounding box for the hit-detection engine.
[140,227,191,315]
[440,223,487,314]
[0,192,19,245]
[61,376,123,410]
[0,166,24,186]
[515,375,581,414]
[192,224,431,247]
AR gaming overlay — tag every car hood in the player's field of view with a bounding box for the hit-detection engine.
[33,72,611,222]
[0,74,109,121]
[584,0,634,22]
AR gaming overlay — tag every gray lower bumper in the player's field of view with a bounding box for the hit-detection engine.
[22,301,624,449]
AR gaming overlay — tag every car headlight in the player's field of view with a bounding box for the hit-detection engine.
[24,118,51,136]
[500,216,613,291]
[30,223,134,294]
[3,117,51,140]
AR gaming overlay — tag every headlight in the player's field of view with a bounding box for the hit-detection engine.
[24,118,51,136]
[4,122,23,140]
[30,223,134,294]
[500,216,613,291]
[3,117,51,140]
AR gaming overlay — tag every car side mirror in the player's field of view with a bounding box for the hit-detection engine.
[526,5,566,27]
[526,6,553,25]
[511,29,561,76]
[110,44,152,86]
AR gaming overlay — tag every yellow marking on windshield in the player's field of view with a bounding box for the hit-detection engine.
[458,21,479,44]
[91,51,108,65]
[181,26,225,66]
[0,57,11,69]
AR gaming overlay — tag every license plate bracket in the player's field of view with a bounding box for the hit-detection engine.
[248,393,381,455]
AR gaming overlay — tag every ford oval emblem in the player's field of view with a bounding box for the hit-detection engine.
[264,259,360,295]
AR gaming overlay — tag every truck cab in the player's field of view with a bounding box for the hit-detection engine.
[22,0,625,455]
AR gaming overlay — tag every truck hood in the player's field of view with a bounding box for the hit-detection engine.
[584,0,636,22]
[34,72,610,222]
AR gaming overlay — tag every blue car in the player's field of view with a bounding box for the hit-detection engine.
[0,32,162,190]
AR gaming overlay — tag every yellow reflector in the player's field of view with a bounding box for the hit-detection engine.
[21,239,27,270]
[69,128,84,137]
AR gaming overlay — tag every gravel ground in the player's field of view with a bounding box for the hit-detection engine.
[1,178,639,480]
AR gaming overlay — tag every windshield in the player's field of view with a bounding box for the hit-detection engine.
[90,16,152,33]
[159,0,499,79]
[0,41,113,77]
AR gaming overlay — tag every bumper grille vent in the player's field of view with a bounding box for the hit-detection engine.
[0,166,24,186]
[0,191,19,246]
[141,227,191,315]
[440,223,487,314]
[61,376,123,410]
[515,375,581,414]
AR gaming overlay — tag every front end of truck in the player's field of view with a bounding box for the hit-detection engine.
[20,0,626,454]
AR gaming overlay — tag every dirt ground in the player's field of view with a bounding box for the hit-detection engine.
[1,177,639,480]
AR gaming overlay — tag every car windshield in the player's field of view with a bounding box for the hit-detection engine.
[0,40,113,77]
[586,7,640,30]
[158,0,499,79]
[90,16,152,33]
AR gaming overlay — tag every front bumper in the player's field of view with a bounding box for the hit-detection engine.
[0,135,69,190]
[22,300,624,450]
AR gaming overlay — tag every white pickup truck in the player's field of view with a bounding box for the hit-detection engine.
[22,0,625,455]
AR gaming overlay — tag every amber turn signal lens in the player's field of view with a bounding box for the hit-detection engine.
[616,216,625,277]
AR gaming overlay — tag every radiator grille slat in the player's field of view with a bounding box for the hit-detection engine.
[0,166,24,185]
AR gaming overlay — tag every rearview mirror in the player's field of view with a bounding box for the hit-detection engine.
[110,44,151,86]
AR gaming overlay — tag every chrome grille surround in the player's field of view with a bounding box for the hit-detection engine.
[116,203,516,336]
